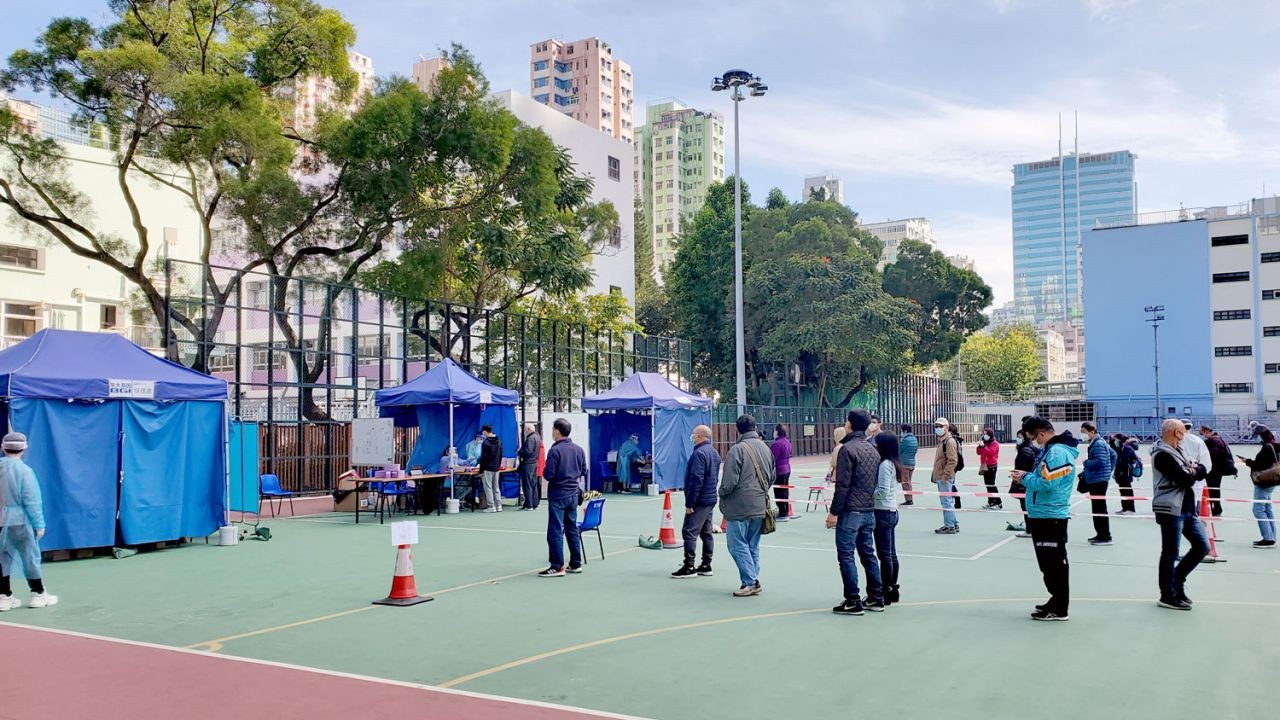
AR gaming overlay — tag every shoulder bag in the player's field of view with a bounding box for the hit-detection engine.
[1252,444,1280,488]
[745,443,778,535]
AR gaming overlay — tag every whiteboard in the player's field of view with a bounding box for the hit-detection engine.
[352,418,395,466]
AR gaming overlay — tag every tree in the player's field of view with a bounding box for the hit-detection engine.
[957,324,1041,396]
[765,187,788,210]
[807,186,828,202]
[883,239,992,365]
[632,196,672,336]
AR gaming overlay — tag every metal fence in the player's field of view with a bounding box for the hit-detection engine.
[163,260,692,493]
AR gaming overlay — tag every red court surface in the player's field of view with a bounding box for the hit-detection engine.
[0,622,645,720]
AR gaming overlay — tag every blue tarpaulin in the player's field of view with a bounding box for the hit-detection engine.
[581,374,712,491]
[0,330,228,551]
[228,421,261,514]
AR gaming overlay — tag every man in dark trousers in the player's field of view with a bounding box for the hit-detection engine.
[1199,425,1235,517]
[518,423,543,510]
[539,418,587,577]
[672,424,721,579]
[827,410,885,615]
[478,425,504,513]
[1153,419,1210,610]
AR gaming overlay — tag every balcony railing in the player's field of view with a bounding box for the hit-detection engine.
[1095,203,1252,230]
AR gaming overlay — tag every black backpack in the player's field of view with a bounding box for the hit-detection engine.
[953,436,966,473]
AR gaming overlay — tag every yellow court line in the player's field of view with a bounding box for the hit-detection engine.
[187,546,642,653]
[438,595,1280,689]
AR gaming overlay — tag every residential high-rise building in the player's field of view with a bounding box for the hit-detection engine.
[412,56,450,94]
[1012,150,1136,326]
[493,90,636,302]
[1084,198,1280,418]
[860,217,936,268]
[1037,328,1067,382]
[529,37,633,143]
[633,100,725,271]
[990,301,1020,328]
[947,254,976,273]
[282,50,375,133]
[803,174,844,204]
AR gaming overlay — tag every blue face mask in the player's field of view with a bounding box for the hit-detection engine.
[934,427,945,437]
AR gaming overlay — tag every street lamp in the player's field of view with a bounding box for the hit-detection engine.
[712,69,767,413]
[1145,305,1165,418]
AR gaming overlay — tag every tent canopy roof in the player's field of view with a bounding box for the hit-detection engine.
[0,329,227,401]
[374,358,519,407]
[581,373,711,411]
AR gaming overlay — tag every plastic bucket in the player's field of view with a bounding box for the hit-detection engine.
[646,484,660,496]
[218,525,239,546]
[445,498,461,514]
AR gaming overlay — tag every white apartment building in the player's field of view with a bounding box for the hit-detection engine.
[492,90,636,303]
[803,174,844,204]
[860,217,937,268]
[1037,328,1067,383]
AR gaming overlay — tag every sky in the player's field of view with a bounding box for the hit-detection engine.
[4,0,1280,307]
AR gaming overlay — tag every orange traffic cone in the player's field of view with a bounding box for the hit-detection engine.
[659,491,681,548]
[1200,487,1225,564]
[372,544,434,606]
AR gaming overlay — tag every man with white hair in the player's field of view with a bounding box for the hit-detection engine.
[1151,418,1209,611]
[0,432,57,610]
[518,423,543,510]
[672,425,721,579]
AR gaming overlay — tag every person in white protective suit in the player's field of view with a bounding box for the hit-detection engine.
[0,432,57,611]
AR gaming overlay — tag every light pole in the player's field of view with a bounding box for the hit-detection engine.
[712,69,767,414]
[1145,305,1165,418]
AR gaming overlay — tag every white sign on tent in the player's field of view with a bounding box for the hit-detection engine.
[351,417,395,466]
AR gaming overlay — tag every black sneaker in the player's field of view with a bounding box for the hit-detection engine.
[538,567,566,578]
[1030,608,1068,621]
[671,565,698,579]
[899,499,914,507]
[1157,597,1192,611]
[1176,591,1193,606]
[887,585,901,604]
[1088,537,1114,546]
[566,565,584,574]
[1253,540,1277,549]
[934,526,958,535]
[864,597,887,612]
[695,564,714,576]
[833,599,865,616]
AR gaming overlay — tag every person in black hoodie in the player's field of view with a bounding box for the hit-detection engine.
[478,425,504,513]
[1008,429,1037,537]
[1111,434,1140,515]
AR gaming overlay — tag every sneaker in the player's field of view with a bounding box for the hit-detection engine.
[1030,609,1068,621]
[899,500,914,507]
[671,565,698,579]
[1158,597,1192,611]
[1253,540,1277,549]
[833,599,865,615]
[934,526,958,535]
[27,592,57,609]
[1117,509,1135,516]
[1088,537,1114,546]
[776,515,790,523]
[1176,591,1193,606]
[695,564,714,577]
[864,597,887,612]
[887,585,901,604]
[733,585,760,597]
[496,505,503,512]
[0,595,20,612]
[538,567,566,578]
[984,503,1003,511]
[1016,531,1033,538]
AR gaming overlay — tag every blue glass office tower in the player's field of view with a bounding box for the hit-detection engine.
[1012,151,1137,325]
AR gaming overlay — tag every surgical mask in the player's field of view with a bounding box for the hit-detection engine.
[1032,440,1044,449]
[981,435,990,442]
[934,427,945,437]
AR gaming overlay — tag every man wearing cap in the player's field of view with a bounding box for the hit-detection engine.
[931,417,960,534]
[0,432,57,610]
[616,433,645,493]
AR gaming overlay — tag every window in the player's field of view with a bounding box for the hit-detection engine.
[207,348,236,373]
[0,244,40,270]
[1262,252,1280,263]
[100,304,118,330]
[1265,289,1280,300]
[1217,383,1253,394]
[533,77,548,88]
[1,302,41,341]
[1211,234,1249,247]
[1267,363,1280,374]
[607,156,620,181]
[357,334,390,366]
[1213,271,1250,283]
[609,285,621,295]
[534,93,550,104]
[609,226,621,248]
[1214,346,1252,357]
[1213,309,1251,321]
[245,281,267,308]
[532,60,548,71]
[251,344,285,372]
[1266,326,1280,337]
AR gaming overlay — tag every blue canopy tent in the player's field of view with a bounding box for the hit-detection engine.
[581,373,712,492]
[374,358,519,493]
[0,329,228,552]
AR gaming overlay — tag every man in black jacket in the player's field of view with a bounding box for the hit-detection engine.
[1152,419,1209,611]
[826,410,884,615]
[1198,425,1235,517]
[478,425,504,513]
[672,425,721,579]
[518,423,542,510]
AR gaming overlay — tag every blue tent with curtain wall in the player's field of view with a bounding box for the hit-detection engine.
[374,359,519,488]
[581,373,712,492]
[0,330,228,552]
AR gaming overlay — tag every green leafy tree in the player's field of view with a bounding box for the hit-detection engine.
[765,187,788,210]
[883,238,992,365]
[632,196,673,336]
[957,324,1041,396]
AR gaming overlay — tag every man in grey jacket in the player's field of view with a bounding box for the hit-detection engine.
[719,414,775,597]
[1151,419,1209,611]
[827,410,884,615]
[518,423,542,510]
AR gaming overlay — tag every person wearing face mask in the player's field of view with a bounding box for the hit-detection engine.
[977,428,1002,510]
[1110,434,1140,515]
[672,425,721,579]
[1080,421,1115,546]
[1010,416,1079,621]
[1198,425,1235,518]
[1009,429,1037,537]
[930,418,960,534]
[1151,418,1209,610]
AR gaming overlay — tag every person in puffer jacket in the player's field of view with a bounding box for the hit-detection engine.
[1080,421,1115,546]
[1012,417,1079,621]
[1111,434,1140,515]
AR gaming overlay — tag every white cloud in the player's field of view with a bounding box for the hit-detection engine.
[931,212,1015,306]
[1083,0,1140,18]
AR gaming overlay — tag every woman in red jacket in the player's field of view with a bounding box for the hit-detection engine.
[977,427,1002,510]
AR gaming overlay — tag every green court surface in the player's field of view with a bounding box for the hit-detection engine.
[4,453,1277,719]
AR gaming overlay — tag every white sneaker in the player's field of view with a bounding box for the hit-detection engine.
[28,592,58,608]
[497,505,503,512]
[0,595,20,612]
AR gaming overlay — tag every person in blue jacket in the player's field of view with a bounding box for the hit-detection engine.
[672,425,721,579]
[1080,421,1115,546]
[1011,416,1078,621]
[0,432,57,611]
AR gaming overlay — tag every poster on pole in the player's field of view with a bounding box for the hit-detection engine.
[391,520,419,546]
[351,417,395,466]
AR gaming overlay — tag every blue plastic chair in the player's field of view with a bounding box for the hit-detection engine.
[375,481,415,524]
[259,474,295,518]
[597,461,620,493]
[579,497,606,563]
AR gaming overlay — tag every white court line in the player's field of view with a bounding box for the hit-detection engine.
[760,542,970,562]
[968,535,1018,560]
[286,516,637,541]
[0,622,652,720]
